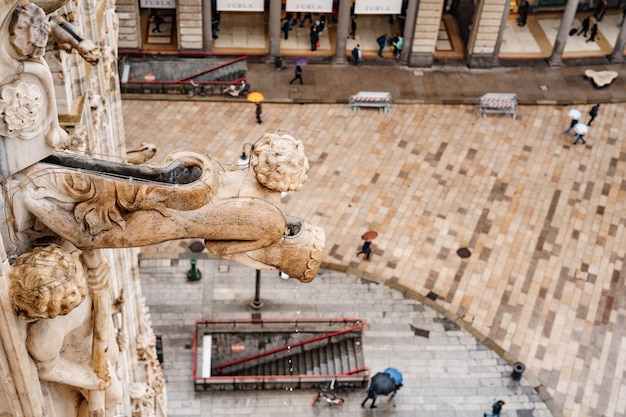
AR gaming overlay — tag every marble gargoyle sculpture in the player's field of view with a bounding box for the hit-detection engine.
[7,131,326,282]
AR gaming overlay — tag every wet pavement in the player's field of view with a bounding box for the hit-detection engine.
[124,60,626,417]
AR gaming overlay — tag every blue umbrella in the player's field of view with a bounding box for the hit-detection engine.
[384,367,403,385]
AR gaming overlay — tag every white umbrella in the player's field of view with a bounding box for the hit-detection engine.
[574,123,588,135]
[568,109,581,119]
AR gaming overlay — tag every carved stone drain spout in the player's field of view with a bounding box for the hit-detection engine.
[7,131,325,282]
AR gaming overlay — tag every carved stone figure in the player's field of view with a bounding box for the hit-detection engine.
[126,142,157,164]
[7,131,325,282]
[49,17,102,65]
[1,1,70,177]
[8,245,122,417]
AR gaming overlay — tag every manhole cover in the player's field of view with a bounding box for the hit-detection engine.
[189,241,205,252]
[456,247,471,258]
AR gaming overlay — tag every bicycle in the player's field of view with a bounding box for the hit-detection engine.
[311,379,345,406]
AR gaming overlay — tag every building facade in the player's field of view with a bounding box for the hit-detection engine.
[115,0,626,67]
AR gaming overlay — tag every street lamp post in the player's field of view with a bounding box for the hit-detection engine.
[251,269,263,309]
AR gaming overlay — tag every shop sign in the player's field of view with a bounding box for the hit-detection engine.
[354,0,401,14]
[217,0,265,11]
[231,343,245,353]
[286,0,333,12]
[140,0,175,8]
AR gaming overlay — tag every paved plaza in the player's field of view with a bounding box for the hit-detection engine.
[123,65,626,417]
[139,255,552,417]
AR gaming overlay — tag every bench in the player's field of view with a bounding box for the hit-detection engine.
[349,91,392,113]
[476,93,517,119]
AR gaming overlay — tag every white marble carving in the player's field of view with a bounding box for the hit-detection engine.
[0,1,69,177]
[8,245,122,417]
[7,131,325,282]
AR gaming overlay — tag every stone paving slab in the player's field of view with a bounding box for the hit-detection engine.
[124,98,626,417]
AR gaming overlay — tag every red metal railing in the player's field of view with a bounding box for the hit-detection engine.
[121,55,248,87]
[192,318,367,382]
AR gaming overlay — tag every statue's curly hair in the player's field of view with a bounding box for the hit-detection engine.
[250,131,309,192]
[9,245,87,319]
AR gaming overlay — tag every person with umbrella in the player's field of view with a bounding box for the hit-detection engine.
[289,65,303,85]
[357,230,377,260]
[573,123,587,145]
[361,369,403,409]
[564,109,580,135]
[290,61,305,85]
[246,92,264,124]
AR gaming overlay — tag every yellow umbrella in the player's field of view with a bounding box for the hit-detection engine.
[247,91,264,103]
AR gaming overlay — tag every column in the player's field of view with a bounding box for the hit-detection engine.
[268,0,282,60]
[408,0,444,67]
[610,16,626,63]
[547,0,579,66]
[202,0,213,52]
[492,0,513,65]
[399,0,419,65]
[333,0,351,64]
[465,0,509,68]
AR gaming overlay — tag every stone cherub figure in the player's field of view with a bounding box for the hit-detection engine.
[7,131,325,282]
[8,244,122,417]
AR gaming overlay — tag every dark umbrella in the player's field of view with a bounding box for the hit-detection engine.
[369,372,396,395]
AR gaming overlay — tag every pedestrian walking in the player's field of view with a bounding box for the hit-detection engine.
[376,33,387,57]
[282,18,291,41]
[586,22,598,42]
[255,102,262,124]
[351,44,361,66]
[289,65,303,85]
[349,15,357,39]
[310,26,319,51]
[151,10,164,33]
[517,1,529,26]
[357,240,372,260]
[588,104,599,126]
[361,385,378,408]
[211,11,220,38]
[484,400,505,417]
[595,0,607,21]
[573,132,586,145]
[392,34,403,59]
[565,118,578,134]
[577,16,590,37]
[572,123,588,145]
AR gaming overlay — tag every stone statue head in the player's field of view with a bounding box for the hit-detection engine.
[250,131,309,192]
[9,245,87,319]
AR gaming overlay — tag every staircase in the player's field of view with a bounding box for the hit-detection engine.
[119,55,248,95]
[193,318,369,391]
